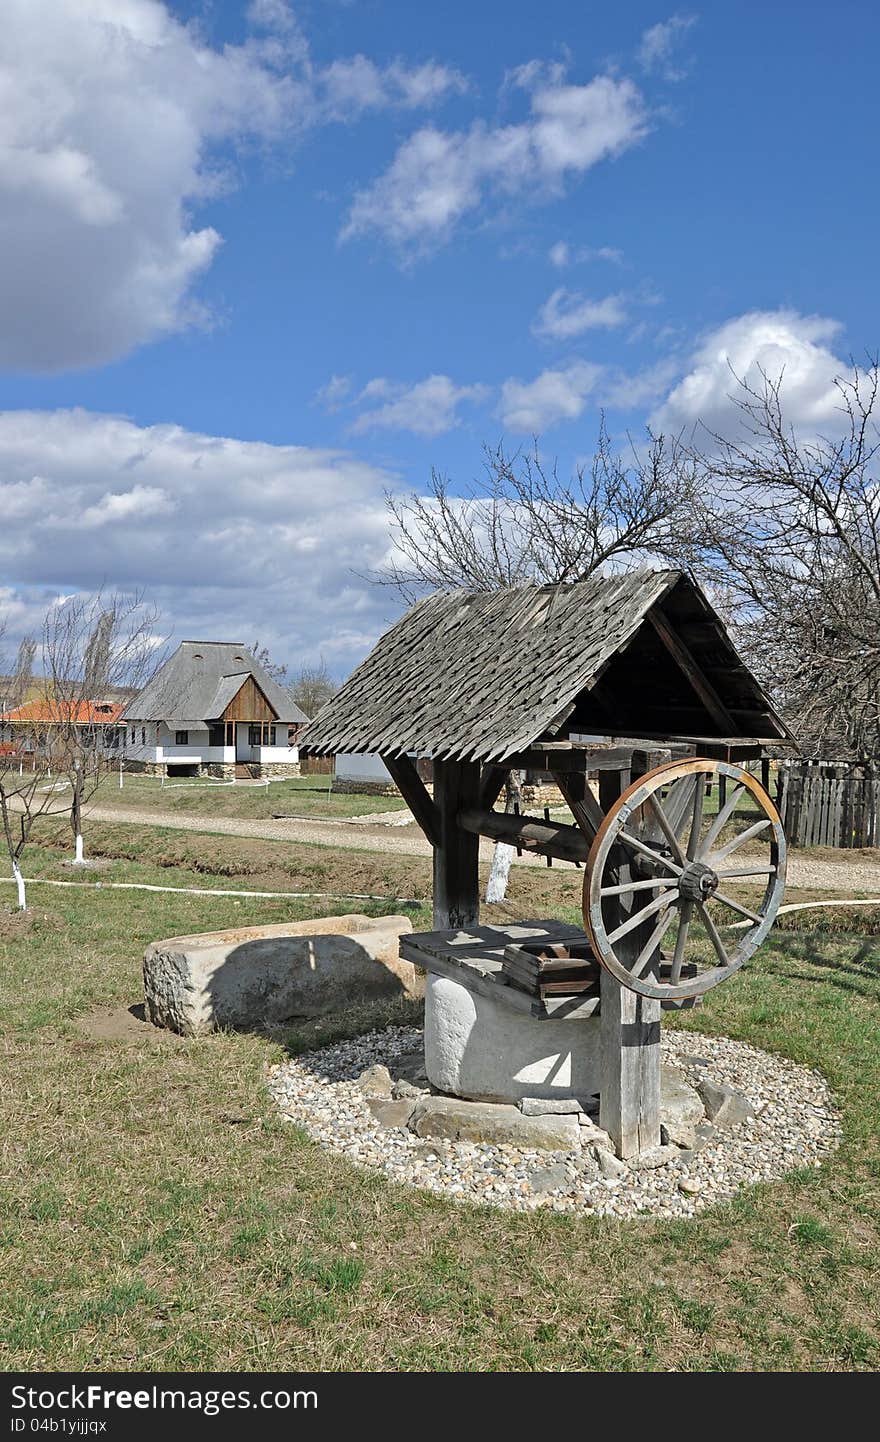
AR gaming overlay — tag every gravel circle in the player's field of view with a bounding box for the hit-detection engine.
[267,1028,841,1219]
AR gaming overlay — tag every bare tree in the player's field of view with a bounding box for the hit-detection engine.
[11,636,36,707]
[379,424,697,600]
[42,592,161,866]
[377,425,699,899]
[681,361,880,758]
[291,657,337,720]
[0,619,58,908]
[250,641,288,684]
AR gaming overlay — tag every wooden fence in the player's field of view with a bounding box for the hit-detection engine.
[777,760,880,848]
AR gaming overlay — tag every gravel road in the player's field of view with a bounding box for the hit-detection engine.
[62,800,880,893]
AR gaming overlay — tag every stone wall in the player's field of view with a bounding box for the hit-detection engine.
[253,761,301,780]
[332,777,402,797]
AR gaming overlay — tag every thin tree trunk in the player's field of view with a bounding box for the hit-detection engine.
[485,770,522,903]
[12,860,26,910]
[71,764,84,864]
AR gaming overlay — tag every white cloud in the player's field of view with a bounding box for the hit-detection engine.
[342,72,649,248]
[320,58,468,120]
[313,374,353,412]
[0,0,465,373]
[549,241,624,267]
[351,376,489,437]
[0,407,403,674]
[650,310,851,436]
[533,288,628,339]
[499,356,678,432]
[637,14,698,82]
[499,362,605,431]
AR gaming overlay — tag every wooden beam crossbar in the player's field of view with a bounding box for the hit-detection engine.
[458,806,589,864]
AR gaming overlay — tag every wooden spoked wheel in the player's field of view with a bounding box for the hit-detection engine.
[583,759,786,1001]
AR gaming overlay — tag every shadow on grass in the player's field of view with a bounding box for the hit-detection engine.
[759,931,880,1002]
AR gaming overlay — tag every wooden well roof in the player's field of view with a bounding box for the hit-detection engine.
[300,570,792,763]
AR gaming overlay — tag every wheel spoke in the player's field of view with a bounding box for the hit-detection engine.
[687,774,705,860]
[711,817,771,861]
[669,899,693,984]
[717,865,777,879]
[714,891,763,924]
[663,775,699,840]
[618,830,683,876]
[632,904,678,978]
[607,888,677,945]
[699,783,745,856]
[600,877,678,896]
[647,792,688,866]
[697,902,732,969]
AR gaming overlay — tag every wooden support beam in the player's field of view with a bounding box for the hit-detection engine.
[597,765,661,1159]
[458,806,589,864]
[478,763,509,812]
[433,759,481,930]
[382,754,441,848]
[551,769,604,842]
[647,607,738,734]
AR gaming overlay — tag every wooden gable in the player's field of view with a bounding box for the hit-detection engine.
[220,675,278,723]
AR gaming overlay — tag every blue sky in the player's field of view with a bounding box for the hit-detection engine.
[1,0,878,676]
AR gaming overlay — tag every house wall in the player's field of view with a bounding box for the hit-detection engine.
[333,752,398,795]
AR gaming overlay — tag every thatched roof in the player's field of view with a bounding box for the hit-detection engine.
[300,571,791,763]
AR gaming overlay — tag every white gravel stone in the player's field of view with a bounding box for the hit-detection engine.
[266,1026,842,1220]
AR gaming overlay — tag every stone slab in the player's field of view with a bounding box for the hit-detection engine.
[409,1095,582,1150]
[144,913,416,1036]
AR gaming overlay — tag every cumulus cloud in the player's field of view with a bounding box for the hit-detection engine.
[351,376,489,437]
[0,0,465,373]
[499,356,677,432]
[637,14,698,81]
[533,288,628,339]
[650,310,851,437]
[0,407,403,673]
[342,72,649,249]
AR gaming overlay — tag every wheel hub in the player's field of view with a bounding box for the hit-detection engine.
[678,859,719,902]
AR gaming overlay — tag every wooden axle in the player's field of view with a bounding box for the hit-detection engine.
[457,806,590,864]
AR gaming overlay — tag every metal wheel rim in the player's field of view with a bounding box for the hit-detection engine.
[583,758,787,1000]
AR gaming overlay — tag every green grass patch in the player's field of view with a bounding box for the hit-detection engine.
[0,830,878,1371]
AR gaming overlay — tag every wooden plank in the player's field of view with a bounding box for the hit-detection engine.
[432,759,481,930]
[597,766,661,1159]
[382,753,441,848]
[647,607,739,733]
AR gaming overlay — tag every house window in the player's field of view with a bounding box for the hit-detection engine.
[248,724,261,748]
[175,730,188,746]
[208,723,225,747]
[141,728,146,746]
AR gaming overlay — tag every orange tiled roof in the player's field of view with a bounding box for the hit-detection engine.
[0,700,126,725]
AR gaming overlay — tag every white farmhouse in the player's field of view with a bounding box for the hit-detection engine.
[123,641,308,779]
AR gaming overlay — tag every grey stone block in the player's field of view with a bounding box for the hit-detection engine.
[144,913,416,1036]
[697,1078,756,1127]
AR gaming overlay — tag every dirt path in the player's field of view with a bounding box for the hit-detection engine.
[26,799,877,894]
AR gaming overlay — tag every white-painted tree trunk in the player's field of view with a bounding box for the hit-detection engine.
[484,770,523,904]
[12,861,26,910]
[74,833,84,864]
[485,842,514,902]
